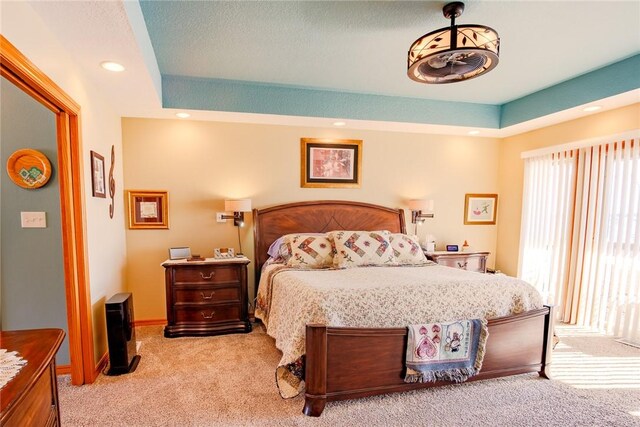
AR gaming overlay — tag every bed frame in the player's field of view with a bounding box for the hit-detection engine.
[253,200,554,417]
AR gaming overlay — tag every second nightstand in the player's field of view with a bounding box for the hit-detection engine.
[425,251,489,273]
[162,257,252,338]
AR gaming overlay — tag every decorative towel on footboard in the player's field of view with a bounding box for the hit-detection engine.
[405,319,489,383]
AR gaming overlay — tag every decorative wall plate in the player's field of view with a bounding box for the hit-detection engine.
[6,148,52,189]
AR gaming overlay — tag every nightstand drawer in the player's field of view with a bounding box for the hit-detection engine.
[174,266,239,284]
[437,256,485,272]
[174,286,240,304]
[425,251,489,273]
[174,304,241,323]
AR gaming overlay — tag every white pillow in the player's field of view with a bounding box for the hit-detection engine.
[328,230,397,268]
[389,233,428,265]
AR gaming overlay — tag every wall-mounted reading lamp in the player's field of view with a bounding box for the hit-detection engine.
[221,199,252,255]
[222,199,252,227]
[407,199,435,235]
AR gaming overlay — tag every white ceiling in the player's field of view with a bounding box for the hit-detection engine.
[22,1,640,136]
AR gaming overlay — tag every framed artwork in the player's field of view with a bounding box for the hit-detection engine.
[90,151,106,198]
[464,194,498,225]
[127,190,169,229]
[300,138,362,188]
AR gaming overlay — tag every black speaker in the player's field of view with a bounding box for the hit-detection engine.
[105,292,141,375]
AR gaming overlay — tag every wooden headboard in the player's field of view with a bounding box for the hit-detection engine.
[252,200,406,290]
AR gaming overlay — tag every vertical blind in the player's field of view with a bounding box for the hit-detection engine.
[520,134,640,345]
[519,150,576,307]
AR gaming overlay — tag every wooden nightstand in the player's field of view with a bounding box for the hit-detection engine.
[162,257,252,338]
[425,251,489,273]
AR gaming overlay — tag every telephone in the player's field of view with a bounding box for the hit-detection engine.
[213,247,235,259]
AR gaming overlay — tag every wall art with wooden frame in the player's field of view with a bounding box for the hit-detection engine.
[464,193,498,225]
[127,190,169,229]
[90,151,106,198]
[301,138,362,188]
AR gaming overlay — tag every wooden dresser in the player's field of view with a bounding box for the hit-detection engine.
[0,328,65,427]
[425,251,490,273]
[162,257,252,337]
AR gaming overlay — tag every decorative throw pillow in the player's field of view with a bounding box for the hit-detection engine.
[267,236,286,259]
[389,233,428,265]
[328,230,397,268]
[284,234,334,268]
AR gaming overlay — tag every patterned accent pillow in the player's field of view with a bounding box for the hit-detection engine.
[284,234,334,268]
[328,230,397,268]
[389,233,428,265]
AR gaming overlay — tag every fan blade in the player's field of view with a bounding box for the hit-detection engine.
[442,73,461,81]
[427,57,447,69]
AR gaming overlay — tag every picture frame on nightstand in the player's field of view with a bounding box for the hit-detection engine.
[169,247,191,260]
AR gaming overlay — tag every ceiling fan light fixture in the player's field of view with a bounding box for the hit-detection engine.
[408,2,500,84]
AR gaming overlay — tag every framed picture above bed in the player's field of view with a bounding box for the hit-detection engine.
[126,190,169,229]
[464,193,498,225]
[300,138,362,188]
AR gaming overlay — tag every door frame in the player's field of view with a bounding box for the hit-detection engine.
[1,35,95,384]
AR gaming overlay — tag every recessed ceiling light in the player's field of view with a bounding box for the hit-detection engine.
[333,121,346,127]
[175,112,191,119]
[100,61,125,72]
[583,105,602,112]
[468,130,481,135]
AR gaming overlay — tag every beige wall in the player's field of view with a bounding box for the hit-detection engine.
[122,118,502,320]
[2,2,128,363]
[495,103,640,276]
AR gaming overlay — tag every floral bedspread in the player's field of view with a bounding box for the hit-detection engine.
[255,264,543,398]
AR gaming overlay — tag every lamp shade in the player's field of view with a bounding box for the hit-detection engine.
[224,199,252,212]
[407,199,434,212]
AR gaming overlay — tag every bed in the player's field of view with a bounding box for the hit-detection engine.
[253,200,554,417]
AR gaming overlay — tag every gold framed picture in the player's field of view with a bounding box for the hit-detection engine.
[464,193,498,225]
[300,138,362,188]
[127,190,169,229]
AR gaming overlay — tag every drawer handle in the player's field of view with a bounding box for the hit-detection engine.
[457,261,468,269]
[200,271,215,280]
[200,291,215,300]
[201,311,216,319]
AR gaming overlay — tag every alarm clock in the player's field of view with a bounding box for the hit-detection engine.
[446,245,459,252]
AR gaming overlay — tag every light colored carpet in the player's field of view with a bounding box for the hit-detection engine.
[59,323,640,426]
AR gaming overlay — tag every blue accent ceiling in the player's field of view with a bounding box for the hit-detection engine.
[162,75,500,128]
[501,55,640,128]
[138,0,640,129]
[162,55,639,129]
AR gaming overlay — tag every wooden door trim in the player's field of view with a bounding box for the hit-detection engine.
[1,35,94,384]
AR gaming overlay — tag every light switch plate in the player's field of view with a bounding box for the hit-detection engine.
[21,211,46,228]
[216,212,227,223]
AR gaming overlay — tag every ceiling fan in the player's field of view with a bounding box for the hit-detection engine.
[408,2,500,84]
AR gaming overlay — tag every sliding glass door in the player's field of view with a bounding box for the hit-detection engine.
[519,134,640,345]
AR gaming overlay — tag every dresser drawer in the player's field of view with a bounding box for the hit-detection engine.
[174,304,241,323]
[3,363,54,427]
[174,286,240,304]
[173,266,239,284]
[436,255,486,273]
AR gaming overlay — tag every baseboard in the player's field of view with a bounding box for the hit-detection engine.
[91,351,109,381]
[134,318,167,327]
[56,364,71,375]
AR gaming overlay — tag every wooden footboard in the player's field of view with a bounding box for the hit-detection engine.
[303,305,555,416]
